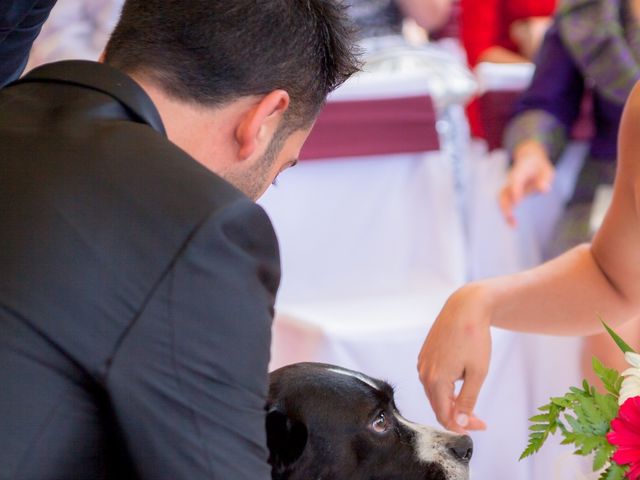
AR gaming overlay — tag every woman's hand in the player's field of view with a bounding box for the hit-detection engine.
[418,283,492,433]
[499,140,555,227]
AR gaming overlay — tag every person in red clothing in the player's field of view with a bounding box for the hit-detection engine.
[461,0,557,66]
[461,0,557,138]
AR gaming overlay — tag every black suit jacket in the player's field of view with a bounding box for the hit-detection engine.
[0,61,279,479]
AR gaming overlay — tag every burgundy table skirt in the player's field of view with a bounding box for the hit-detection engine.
[300,95,440,161]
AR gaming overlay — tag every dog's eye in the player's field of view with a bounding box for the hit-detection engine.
[370,412,390,434]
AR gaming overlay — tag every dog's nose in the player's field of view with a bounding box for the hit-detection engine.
[448,435,473,463]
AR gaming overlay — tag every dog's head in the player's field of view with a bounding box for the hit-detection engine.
[266,362,472,480]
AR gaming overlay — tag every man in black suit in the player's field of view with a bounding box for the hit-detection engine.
[0,1,359,479]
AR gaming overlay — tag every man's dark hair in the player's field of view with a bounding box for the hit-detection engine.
[104,0,361,131]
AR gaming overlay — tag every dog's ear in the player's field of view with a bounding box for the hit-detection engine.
[266,406,308,474]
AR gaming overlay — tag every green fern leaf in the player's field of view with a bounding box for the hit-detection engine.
[602,319,637,354]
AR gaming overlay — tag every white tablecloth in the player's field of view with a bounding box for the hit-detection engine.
[260,151,467,303]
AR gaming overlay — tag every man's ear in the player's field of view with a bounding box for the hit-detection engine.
[235,90,290,160]
[266,405,308,476]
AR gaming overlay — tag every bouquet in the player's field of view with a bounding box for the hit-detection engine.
[522,322,640,480]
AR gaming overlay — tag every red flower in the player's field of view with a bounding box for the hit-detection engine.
[607,396,640,479]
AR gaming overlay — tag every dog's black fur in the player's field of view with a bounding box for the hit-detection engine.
[267,362,472,480]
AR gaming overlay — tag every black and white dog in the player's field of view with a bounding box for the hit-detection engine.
[267,362,473,480]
